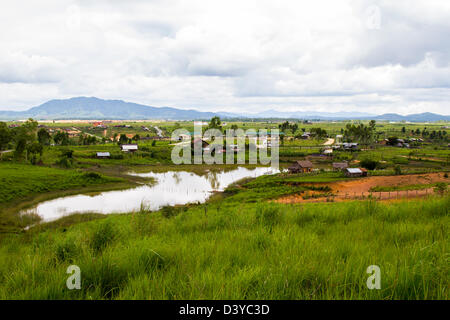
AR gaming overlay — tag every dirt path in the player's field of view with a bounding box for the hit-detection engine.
[276,172,449,203]
[323,138,335,146]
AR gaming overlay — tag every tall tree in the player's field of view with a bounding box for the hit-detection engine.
[208,116,222,130]
[11,118,38,160]
[0,122,12,150]
[37,128,51,145]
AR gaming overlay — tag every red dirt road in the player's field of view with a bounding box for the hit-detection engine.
[276,172,449,203]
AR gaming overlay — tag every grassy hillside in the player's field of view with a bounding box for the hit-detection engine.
[0,163,127,233]
[0,196,448,299]
[0,163,122,205]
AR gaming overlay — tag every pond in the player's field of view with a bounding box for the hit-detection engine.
[22,166,279,222]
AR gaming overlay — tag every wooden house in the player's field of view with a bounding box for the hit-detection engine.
[288,160,313,173]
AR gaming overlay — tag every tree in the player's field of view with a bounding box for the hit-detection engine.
[343,121,376,145]
[26,142,43,164]
[53,131,69,146]
[208,116,222,130]
[11,118,38,160]
[360,158,379,170]
[0,122,12,150]
[56,149,74,168]
[387,137,398,146]
[311,127,327,141]
[37,128,51,145]
[118,134,128,145]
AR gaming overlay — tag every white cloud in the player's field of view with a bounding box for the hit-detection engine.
[0,0,449,115]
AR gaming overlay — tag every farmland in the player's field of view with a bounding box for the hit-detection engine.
[0,118,448,300]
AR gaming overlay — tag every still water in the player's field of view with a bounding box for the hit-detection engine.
[23,166,278,222]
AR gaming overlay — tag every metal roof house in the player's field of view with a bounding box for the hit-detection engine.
[96,152,110,158]
[342,142,359,150]
[288,160,314,173]
[120,144,138,152]
[345,168,368,177]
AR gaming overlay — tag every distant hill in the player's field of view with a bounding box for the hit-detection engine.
[0,97,217,120]
[0,97,449,122]
[374,112,450,122]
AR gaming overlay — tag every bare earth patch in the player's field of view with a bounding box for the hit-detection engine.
[275,172,449,203]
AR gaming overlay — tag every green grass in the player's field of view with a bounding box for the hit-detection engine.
[0,162,129,233]
[0,163,122,205]
[0,196,448,299]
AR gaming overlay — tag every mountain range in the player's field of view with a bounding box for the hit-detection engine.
[0,97,449,122]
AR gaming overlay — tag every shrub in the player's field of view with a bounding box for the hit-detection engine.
[360,158,379,170]
[56,156,74,168]
[54,239,78,262]
[394,165,402,175]
[434,183,448,195]
[160,205,180,219]
[83,172,101,180]
[90,221,116,253]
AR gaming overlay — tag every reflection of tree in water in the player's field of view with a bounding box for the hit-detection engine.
[206,171,221,190]
[172,172,181,185]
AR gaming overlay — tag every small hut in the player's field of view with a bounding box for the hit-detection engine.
[121,144,138,152]
[332,162,348,171]
[288,160,314,173]
[96,152,110,159]
[345,168,363,177]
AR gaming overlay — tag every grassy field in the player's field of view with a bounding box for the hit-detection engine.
[0,195,447,299]
[0,119,448,300]
[0,163,123,205]
[0,162,134,233]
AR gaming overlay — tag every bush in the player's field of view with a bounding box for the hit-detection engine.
[434,182,448,195]
[160,205,180,219]
[394,165,402,175]
[360,158,379,170]
[54,239,78,262]
[83,172,101,180]
[56,156,74,168]
[90,221,116,253]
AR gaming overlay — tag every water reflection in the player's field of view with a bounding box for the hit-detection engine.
[23,166,279,222]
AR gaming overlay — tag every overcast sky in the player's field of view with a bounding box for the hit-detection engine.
[0,0,449,115]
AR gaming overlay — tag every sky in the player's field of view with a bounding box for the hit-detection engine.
[0,0,449,115]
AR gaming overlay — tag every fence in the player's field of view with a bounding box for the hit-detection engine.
[335,188,436,201]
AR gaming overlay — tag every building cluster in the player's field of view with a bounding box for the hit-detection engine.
[288,160,368,177]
